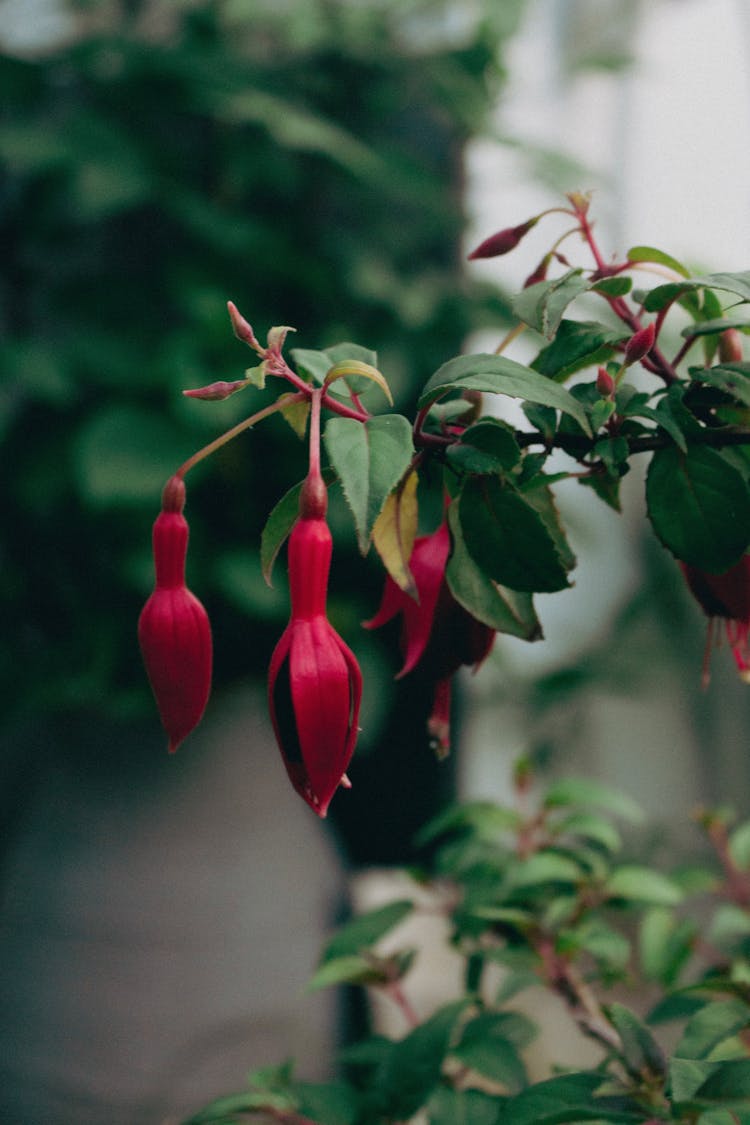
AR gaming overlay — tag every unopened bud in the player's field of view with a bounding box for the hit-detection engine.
[718,328,744,364]
[183,379,248,401]
[523,254,551,289]
[624,322,655,366]
[596,367,615,397]
[468,217,538,260]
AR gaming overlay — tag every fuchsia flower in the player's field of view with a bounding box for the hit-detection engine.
[138,475,213,752]
[681,555,750,685]
[268,471,363,817]
[364,520,495,757]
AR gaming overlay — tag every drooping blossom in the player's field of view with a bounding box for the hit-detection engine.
[268,441,362,816]
[364,520,495,756]
[138,475,213,752]
[681,555,750,685]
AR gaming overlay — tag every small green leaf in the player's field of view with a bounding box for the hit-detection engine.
[447,417,521,474]
[294,1080,360,1125]
[511,851,583,887]
[605,866,683,906]
[675,999,750,1061]
[260,469,336,585]
[414,800,522,847]
[694,1059,750,1104]
[418,353,592,435]
[445,503,542,640]
[644,270,750,313]
[321,900,414,964]
[627,244,691,278]
[306,954,383,992]
[501,1072,641,1125]
[451,1013,529,1091]
[646,445,750,571]
[607,1002,666,1076]
[555,812,622,852]
[512,269,591,338]
[459,475,571,593]
[543,778,643,822]
[324,414,414,553]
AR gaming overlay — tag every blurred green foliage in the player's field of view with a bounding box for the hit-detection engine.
[1,0,525,741]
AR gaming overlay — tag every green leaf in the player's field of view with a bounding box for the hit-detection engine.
[644,271,750,313]
[605,866,684,906]
[414,800,522,847]
[458,475,571,593]
[627,244,691,278]
[675,999,750,1061]
[447,417,521,475]
[682,316,750,338]
[512,269,591,338]
[501,1072,641,1125]
[306,954,384,992]
[323,359,392,405]
[260,469,336,585]
[74,406,186,505]
[555,812,622,852]
[321,900,414,964]
[451,1013,529,1091]
[639,908,696,986]
[426,1085,504,1125]
[324,414,414,553]
[519,476,577,572]
[294,1080,360,1125]
[417,353,592,435]
[670,1057,718,1101]
[646,445,750,570]
[607,1002,666,1076]
[694,1059,750,1104]
[445,503,542,641]
[510,851,583,887]
[370,1000,469,1120]
[691,362,750,409]
[531,319,627,382]
[543,778,643,823]
[591,276,633,297]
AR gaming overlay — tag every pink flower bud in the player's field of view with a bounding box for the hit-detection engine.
[718,328,744,364]
[138,476,213,752]
[468,218,538,260]
[183,379,248,401]
[523,254,551,289]
[596,367,615,397]
[624,322,655,366]
[268,486,362,816]
[364,521,495,754]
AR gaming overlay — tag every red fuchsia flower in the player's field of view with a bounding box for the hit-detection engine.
[268,459,363,817]
[138,475,213,752]
[468,217,538,261]
[680,555,750,685]
[364,520,495,757]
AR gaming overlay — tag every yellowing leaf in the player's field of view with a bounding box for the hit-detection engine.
[278,392,310,438]
[372,470,419,596]
[266,325,296,353]
[323,359,393,404]
[245,363,267,390]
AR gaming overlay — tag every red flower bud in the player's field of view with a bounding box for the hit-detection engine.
[596,366,615,398]
[364,521,495,755]
[138,476,212,752]
[468,218,538,260]
[681,555,750,685]
[624,322,655,366]
[718,328,744,364]
[268,499,362,817]
[523,254,551,289]
[183,379,248,401]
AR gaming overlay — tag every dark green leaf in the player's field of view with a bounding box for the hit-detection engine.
[502,1072,642,1125]
[691,362,750,409]
[260,469,336,585]
[418,353,592,435]
[694,1059,750,1104]
[294,1080,360,1125]
[644,271,750,313]
[427,1085,504,1125]
[447,417,521,474]
[459,475,571,593]
[591,276,633,297]
[370,1000,470,1120]
[452,1013,529,1090]
[682,317,750,338]
[531,319,626,382]
[607,1002,666,1076]
[445,503,542,640]
[646,445,750,570]
[512,269,591,338]
[324,414,413,552]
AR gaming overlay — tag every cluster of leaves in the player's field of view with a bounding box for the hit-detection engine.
[184,775,750,1124]
[256,196,750,650]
